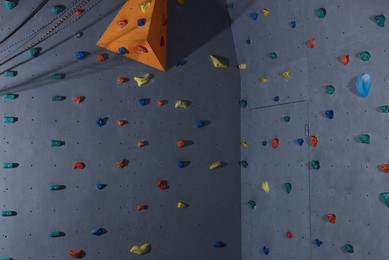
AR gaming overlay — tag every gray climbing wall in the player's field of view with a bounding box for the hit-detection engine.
[0,0,241,259]
[230,0,389,259]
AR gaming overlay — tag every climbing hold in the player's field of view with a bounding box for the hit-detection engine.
[177,140,185,148]
[241,141,248,148]
[238,64,247,70]
[50,185,65,191]
[73,162,85,170]
[2,163,15,169]
[96,117,104,127]
[310,136,318,147]
[380,105,389,113]
[381,192,389,206]
[49,231,62,237]
[239,160,248,168]
[175,100,188,109]
[75,9,84,17]
[283,116,291,122]
[117,20,128,29]
[134,73,152,87]
[74,96,83,104]
[210,54,228,68]
[51,74,65,80]
[130,243,151,255]
[344,244,354,254]
[284,183,292,193]
[273,96,279,102]
[244,39,251,44]
[136,204,147,210]
[138,140,147,147]
[315,8,326,18]
[69,250,84,258]
[271,138,279,149]
[27,48,40,57]
[359,134,370,144]
[262,141,267,146]
[325,109,334,119]
[209,161,221,170]
[286,231,294,239]
[51,5,65,14]
[282,70,291,79]
[76,32,83,38]
[263,246,270,255]
[116,77,127,83]
[375,15,386,27]
[3,116,16,123]
[138,99,146,107]
[381,164,389,173]
[340,55,349,65]
[4,71,16,77]
[240,100,248,108]
[260,181,270,193]
[297,138,304,146]
[3,94,17,100]
[311,160,320,170]
[213,241,226,248]
[75,52,86,59]
[177,202,188,208]
[52,96,65,101]
[91,228,104,236]
[157,99,166,107]
[327,213,336,224]
[117,120,126,126]
[269,52,277,59]
[140,1,151,12]
[290,20,296,28]
[51,140,63,147]
[262,9,270,16]
[307,38,315,48]
[4,0,17,10]
[96,54,106,62]
[250,13,259,21]
[137,19,146,26]
[177,161,185,168]
[1,210,14,216]
[260,77,268,84]
[118,47,128,55]
[158,180,167,190]
[314,239,323,247]
[325,85,335,95]
[356,73,371,97]
[96,183,106,190]
[248,200,256,209]
[360,51,371,61]
[195,120,205,128]
[133,45,148,54]
[117,159,126,168]
[175,60,186,67]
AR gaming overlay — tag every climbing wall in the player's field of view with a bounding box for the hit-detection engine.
[0,0,241,259]
[230,0,389,259]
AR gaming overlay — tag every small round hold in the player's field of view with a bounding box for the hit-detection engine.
[118,47,128,55]
[273,96,279,102]
[177,140,185,148]
[138,99,146,107]
[297,138,304,146]
[137,19,146,26]
[177,161,185,168]
[96,54,105,62]
[76,32,83,38]
[96,117,104,127]
[262,141,267,146]
[75,51,85,59]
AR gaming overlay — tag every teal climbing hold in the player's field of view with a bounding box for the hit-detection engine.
[4,0,17,10]
[379,105,389,113]
[27,48,40,57]
[269,52,277,59]
[325,85,335,95]
[2,163,14,168]
[51,140,63,147]
[51,5,65,14]
[359,134,370,144]
[356,73,371,97]
[381,192,389,207]
[3,116,16,123]
[51,74,65,80]
[315,8,326,18]
[52,96,65,101]
[240,160,248,168]
[2,210,13,216]
[0,258,12,260]
[49,231,62,237]
[50,185,63,191]
[375,14,386,27]
[344,244,354,254]
[3,94,17,100]
[283,116,291,122]
[240,100,248,108]
[284,183,292,193]
[360,51,371,61]
[311,160,320,170]
[248,200,256,209]
[4,71,16,77]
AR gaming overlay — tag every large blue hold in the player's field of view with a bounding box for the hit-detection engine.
[356,73,371,97]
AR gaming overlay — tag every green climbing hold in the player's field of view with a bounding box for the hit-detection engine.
[359,51,371,61]
[344,244,354,254]
[311,160,320,170]
[380,105,389,113]
[51,74,65,80]
[50,185,62,191]
[240,100,248,108]
[49,231,61,237]
[283,116,291,122]
[52,96,65,101]
[27,48,40,57]
[3,116,15,123]
[2,163,14,168]
[325,85,335,95]
[4,0,17,10]
[3,94,16,100]
[284,183,292,193]
[315,8,326,18]
[4,71,16,77]
[359,134,370,144]
[248,200,256,209]
[269,52,277,59]
[51,5,65,14]
[375,14,386,27]
[1,210,13,216]
[240,160,248,168]
[51,140,63,147]
[381,192,389,207]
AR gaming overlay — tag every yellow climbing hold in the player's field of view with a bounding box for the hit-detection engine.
[176,0,185,5]
[177,202,188,208]
[134,73,152,87]
[175,100,188,109]
[130,243,151,255]
[242,141,248,148]
[282,70,291,79]
[260,77,268,84]
[209,161,221,170]
[140,1,151,12]
[210,54,228,68]
[238,64,247,70]
[260,181,270,193]
[262,9,270,16]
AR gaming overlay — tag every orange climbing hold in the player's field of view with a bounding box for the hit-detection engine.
[158,180,167,190]
[286,231,294,239]
[327,213,336,224]
[271,138,279,149]
[136,204,147,210]
[73,162,85,169]
[116,159,126,168]
[310,136,318,147]
[69,250,84,258]
[138,140,147,148]
[381,164,389,173]
[117,120,126,126]
[75,9,84,17]
[307,38,315,48]
[74,96,83,104]
[177,140,185,148]
[96,54,105,62]
[341,55,349,65]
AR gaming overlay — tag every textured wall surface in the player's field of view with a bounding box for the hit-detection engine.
[0,1,241,259]
[230,0,389,259]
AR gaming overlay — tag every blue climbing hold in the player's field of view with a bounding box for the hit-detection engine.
[273,96,279,102]
[138,99,146,106]
[325,110,334,119]
[262,141,267,146]
[195,120,205,128]
[250,13,259,21]
[118,47,128,55]
[314,239,323,247]
[290,20,296,28]
[297,138,304,146]
[96,183,106,190]
[263,246,270,255]
[175,60,186,67]
[356,73,371,98]
[96,117,104,127]
[75,51,86,59]
[177,161,185,168]
[213,241,226,248]
[137,19,146,26]
[91,228,104,236]
[244,39,251,45]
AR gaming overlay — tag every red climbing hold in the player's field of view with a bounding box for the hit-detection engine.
[116,159,126,169]
[117,20,128,29]
[157,99,166,107]
[310,136,318,147]
[96,54,105,62]
[286,231,294,239]
[341,55,349,65]
[75,9,84,17]
[136,204,147,210]
[158,180,167,190]
[271,138,279,149]
[327,213,336,224]
[69,250,84,258]
[381,164,389,173]
[73,162,85,169]
[117,77,127,83]
[177,140,185,148]
[74,96,83,104]
[307,38,315,48]
[117,120,126,126]
[133,45,148,54]
[138,141,146,148]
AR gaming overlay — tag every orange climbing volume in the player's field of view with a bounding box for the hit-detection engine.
[97,0,167,71]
